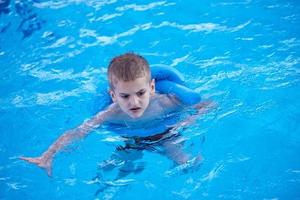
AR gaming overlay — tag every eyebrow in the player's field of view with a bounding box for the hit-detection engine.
[119,89,146,96]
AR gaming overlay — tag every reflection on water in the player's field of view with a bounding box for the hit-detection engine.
[0,0,300,199]
[0,0,45,38]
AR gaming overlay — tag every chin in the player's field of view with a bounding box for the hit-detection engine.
[129,111,144,119]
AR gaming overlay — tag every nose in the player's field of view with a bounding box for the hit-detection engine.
[130,95,139,106]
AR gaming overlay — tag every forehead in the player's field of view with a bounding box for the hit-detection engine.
[113,76,150,93]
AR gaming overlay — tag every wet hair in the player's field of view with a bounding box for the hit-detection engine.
[108,52,151,89]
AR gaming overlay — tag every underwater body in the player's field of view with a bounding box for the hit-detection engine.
[1,0,300,199]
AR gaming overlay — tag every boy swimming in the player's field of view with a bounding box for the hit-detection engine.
[20,52,212,177]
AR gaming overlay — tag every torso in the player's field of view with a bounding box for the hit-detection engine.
[103,94,184,137]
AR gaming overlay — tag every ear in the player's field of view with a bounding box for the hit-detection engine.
[109,89,117,102]
[150,79,155,96]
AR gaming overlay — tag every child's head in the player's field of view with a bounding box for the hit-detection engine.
[108,53,155,118]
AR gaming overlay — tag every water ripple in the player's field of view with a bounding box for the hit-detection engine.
[193,56,232,68]
[116,1,174,12]
[6,182,27,190]
[79,23,152,46]
[47,36,74,48]
[155,21,226,33]
[8,66,105,107]
[33,0,117,10]
[90,13,123,22]
[77,20,251,48]
[170,55,189,67]
[201,163,225,181]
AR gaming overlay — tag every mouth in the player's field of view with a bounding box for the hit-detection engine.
[130,107,141,112]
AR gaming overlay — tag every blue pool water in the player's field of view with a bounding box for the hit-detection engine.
[1,0,300,199]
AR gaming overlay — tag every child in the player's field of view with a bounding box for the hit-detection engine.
[20,53,211,177]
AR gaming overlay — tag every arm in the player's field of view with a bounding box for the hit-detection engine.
[160,97,215,165]
[20,106,114,176]
[159,93,216,128]
[174,100,216,129]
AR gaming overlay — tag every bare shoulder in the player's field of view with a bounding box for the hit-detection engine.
[100,102,130,122]
[93,103,119,121]
[104,102,122,115]
[153,93,182,108]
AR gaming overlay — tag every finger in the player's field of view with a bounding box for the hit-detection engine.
[19,156,40,164]
[46,166,52,177]
[19,156,32,162]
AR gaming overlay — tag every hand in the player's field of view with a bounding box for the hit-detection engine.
[173,100,217,129]
[194,100,217,114]
[20,154,53,177]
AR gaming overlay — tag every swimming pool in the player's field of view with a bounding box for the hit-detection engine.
[1,0,300,199]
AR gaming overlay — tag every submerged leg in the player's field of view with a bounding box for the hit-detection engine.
[113,148,144,180]
[94,144,145,196]
[159,135,204,176]
[161,137,191,165]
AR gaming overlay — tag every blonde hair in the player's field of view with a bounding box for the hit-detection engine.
[108,53,151,89]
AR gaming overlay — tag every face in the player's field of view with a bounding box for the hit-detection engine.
[110,76,155,118]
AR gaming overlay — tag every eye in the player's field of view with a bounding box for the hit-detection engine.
[137,90,145,96]
[120,94,129,99]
